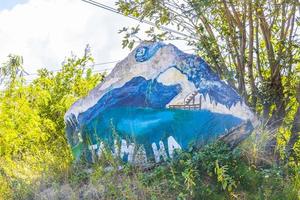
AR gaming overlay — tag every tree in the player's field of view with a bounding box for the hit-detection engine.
[116,0,300,156]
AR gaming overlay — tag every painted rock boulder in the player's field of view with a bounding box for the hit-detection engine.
[65,42,255,164]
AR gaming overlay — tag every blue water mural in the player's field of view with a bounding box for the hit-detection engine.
[82,107,243,161]
[78,76,182,126]
[133,42,241,108]
[65,42,254,163]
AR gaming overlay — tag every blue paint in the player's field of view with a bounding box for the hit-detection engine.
[170,48,241,108]
[117,111,174,135]
[135,42,241,108]
[135,42,166,62]
[78,76,181,125]
[82,107,243,159]
[66,42,252,162]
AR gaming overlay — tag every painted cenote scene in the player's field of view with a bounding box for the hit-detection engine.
[1,0,299,199]
[65,42,255,163]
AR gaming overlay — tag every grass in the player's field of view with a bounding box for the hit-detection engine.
[1,123,299,200]
[30,141,299,200]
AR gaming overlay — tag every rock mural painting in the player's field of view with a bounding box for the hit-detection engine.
[65,42,255,164]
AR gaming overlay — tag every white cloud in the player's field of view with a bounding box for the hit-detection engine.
[0,0,190,75]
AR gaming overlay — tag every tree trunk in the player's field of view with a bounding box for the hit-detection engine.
[285,84,300,163]
[247,0,257,109]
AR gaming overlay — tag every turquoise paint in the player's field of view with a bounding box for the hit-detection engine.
[77,76,181,126]
[65,42,254,162]
[82,107,243,160]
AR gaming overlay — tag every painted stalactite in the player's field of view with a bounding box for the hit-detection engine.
[65,42,256,164]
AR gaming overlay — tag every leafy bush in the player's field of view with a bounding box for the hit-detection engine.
[0,50,104,199]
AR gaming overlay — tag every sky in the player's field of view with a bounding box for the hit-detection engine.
[0,0,28,10]
[0,0,190,78]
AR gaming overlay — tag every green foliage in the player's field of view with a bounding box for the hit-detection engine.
[0,54,26,87]
[57,141,299,200]
[1,1,299,196]
[116,0,300,134]
[214,160,236,192]
[137,142,299,199]
[114,3,300,198]
[0,48,104,199]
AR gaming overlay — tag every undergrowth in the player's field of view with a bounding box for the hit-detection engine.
[31,141,300,200]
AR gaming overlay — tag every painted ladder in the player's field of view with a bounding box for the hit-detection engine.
[169,91,202,110]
